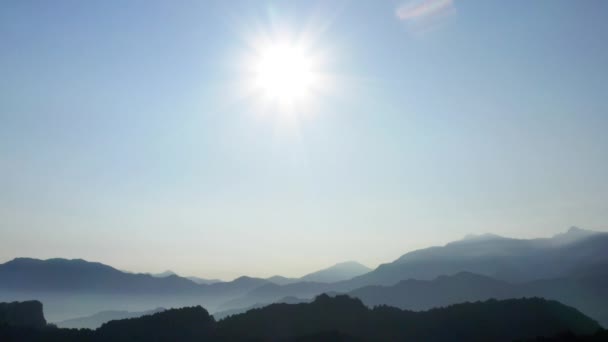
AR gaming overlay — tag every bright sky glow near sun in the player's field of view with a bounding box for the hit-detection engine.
[251,42,318,105]
[1,0,608,280]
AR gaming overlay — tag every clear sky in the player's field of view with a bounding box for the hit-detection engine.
[1,0,607,280]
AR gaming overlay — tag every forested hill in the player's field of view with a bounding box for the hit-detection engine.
[0,295,603,341]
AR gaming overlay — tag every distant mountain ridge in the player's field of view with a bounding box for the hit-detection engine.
[265,275,298,285]
[209,227,608,324]
[1,297,602,341]
[0,258,272,321]
[347,269,608,326]
[349,271,515,311]
[0,258,205,294]
[264,261,371,285]
[300,261,371,283]
[2,227,607,325]
[338,227,608,289]
[150,271,223,285]
[0,258,273,296]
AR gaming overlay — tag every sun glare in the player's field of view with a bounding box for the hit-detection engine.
[253,43,317,105]
[243,35,326,111]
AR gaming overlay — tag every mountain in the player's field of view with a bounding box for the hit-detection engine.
[209,228,608,324]
[266,275,298,285]
[522,265,608,327]
[0,301,46,328]
[213,296,309,320]
[0,258,272,321]
[264,261,371,286]
[150,271,223,285]
[338,227,608,289]
[215,281,333,313]
[300,261,371,283]
[3,228,606,323]
[55,308,165,329]
[1,297,602,341]
[0,258,270,297]
[217,295,601,341]
[345,269,608,327]
[0,258,204,294]
[97,306,216,342]
[185,276,223,285]
[348,272,516,311]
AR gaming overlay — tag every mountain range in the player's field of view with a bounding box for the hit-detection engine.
[1,227,607,327]
[150,271,223,285]
[1,296,604,341]
[338,226,608,289]
[211,227,608,325]
[0,256,368,322]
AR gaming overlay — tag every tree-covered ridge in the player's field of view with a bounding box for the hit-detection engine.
[0,295,603,341]
[0,301,46,328]
[218,295,600,341]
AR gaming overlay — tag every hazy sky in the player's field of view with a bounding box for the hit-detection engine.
[1,0,607,279]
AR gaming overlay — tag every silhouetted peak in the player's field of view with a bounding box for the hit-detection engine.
[5,257,42,265]
[0,300,46,328]
[312,294,365,308]
[300,261,371,283]
[4,257,117,271]
[97,305,215,340]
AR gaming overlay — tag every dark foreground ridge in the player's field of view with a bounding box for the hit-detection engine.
[0,295,604,341]
[0,301,46,329]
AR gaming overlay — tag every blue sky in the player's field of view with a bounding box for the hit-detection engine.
[1,0,607,279]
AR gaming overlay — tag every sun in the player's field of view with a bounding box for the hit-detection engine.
[253,43,317,105]
[244,36,325,110]
[237,23,335,118]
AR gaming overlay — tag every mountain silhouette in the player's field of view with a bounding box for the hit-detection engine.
[150,270,223,285]
[0,258,269,296]
[0,258,203,294]
[213,296,309,320]
[349,271,516,310]
[217,295,601,341]
[338,227,608,289]
[522,265,608,327]
[347,269,608,327]
[96,306,216,341]
[0,258,271,321]
[0,301,46,328]
[266,275,299,285]
[1,296,602,341]
[299,261,371,283]
[185,276,223,285]
[265,261,370,286]
[2,227,607,325]
[208,228,608,326]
